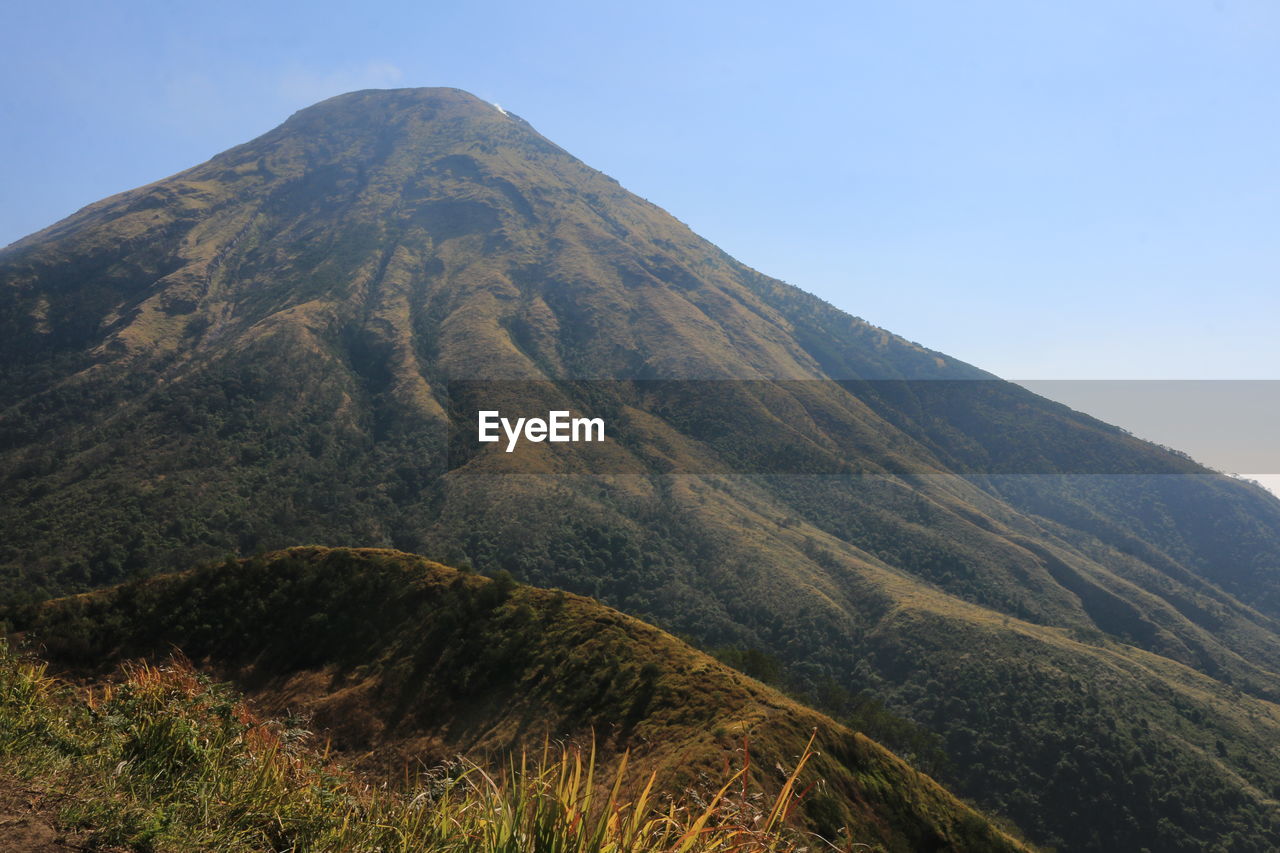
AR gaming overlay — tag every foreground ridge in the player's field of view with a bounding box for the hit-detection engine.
[9,546,1032,852]
[0,641,838,851]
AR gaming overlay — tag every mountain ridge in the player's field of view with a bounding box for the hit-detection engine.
[13,545,1034,853]
[4,86,1280,850]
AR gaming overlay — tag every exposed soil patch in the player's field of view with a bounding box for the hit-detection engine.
[0,771,104,852]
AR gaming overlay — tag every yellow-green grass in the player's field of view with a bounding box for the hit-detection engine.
[0,639,837,852]
[13,547,1033,852]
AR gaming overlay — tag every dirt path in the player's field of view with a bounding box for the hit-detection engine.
[0,772,93,852]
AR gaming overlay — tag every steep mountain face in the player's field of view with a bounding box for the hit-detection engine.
[3,87,1280,850]
[16,546,1032,853]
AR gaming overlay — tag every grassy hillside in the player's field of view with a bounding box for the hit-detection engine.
[0,641,863,852]
[8,547,1030,853]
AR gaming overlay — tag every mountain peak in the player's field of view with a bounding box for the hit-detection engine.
[1,84,956,382]
[245,85,545,171]
[285,86,511,126]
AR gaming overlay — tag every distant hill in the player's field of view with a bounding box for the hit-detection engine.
[3,87,1280,849]
[10,546,1031,852]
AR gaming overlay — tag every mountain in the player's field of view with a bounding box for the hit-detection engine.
[3,86,1280,850]
[13,546,1030,852]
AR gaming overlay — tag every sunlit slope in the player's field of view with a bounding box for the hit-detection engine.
[3,87,1280,849]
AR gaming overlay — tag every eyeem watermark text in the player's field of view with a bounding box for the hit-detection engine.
[478,410,606,452]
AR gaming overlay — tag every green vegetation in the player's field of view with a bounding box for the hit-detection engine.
[0,640,828,851]
[712,646,947,776]
[9,547,1032,853]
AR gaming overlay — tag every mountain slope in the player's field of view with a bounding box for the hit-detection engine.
[3,87,1280,850]
[12,546,1031,853]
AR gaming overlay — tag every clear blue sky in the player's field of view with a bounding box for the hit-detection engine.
[3,0,1278,381]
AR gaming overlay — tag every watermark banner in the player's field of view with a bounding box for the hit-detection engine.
[443,379,1280,477]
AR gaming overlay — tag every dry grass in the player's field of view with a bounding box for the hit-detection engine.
[0,640,842,852]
